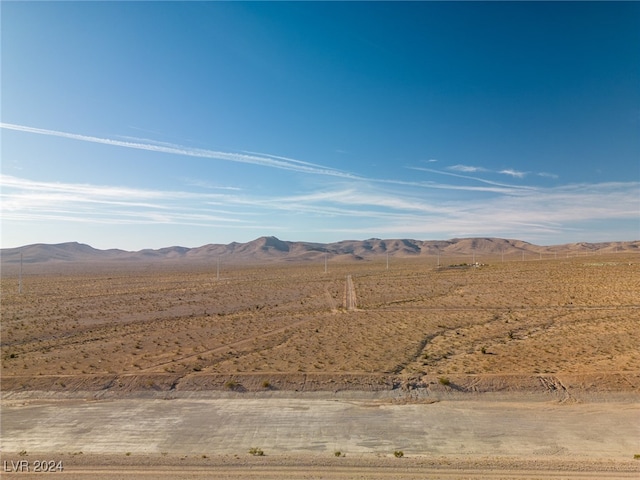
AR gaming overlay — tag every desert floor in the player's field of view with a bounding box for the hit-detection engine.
[2,253,639,477]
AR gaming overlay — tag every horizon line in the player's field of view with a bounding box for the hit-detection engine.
[2,235,638,254]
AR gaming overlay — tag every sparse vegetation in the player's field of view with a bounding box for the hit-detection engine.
[248,447,264,456]
[225,380,239,390]
[438,376,451,386]
[1,252,638,388]
[393,450,404,458]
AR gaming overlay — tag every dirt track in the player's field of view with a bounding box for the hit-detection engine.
[2,391,639,478]
[2,460,639,479]
[3,394,638,457]
[3,256,639,380]
[2,255,639,478]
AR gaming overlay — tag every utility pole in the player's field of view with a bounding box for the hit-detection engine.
[216,256,220,281]
[324,253,327,274]
[386,252,389,271]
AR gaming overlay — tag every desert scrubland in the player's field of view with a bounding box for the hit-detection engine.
[2,252,639,478]
[2,253,639,389]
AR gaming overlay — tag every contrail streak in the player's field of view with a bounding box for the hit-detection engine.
[0,123,358,179]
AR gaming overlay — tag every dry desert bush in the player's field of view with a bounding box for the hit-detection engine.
[1,254,638,389]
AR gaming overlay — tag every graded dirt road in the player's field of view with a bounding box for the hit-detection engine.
[344,274,357,310]
[3,255,639,380]
[3,393,639,457]
[2,391,639,478]
[2,254,639,478]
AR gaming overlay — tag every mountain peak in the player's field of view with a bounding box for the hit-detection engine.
[1,237,637,265]
[257,236,290,252]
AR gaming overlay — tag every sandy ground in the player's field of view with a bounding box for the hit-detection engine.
[1,458,639,479]
[2,391,639,478]
[3,255,639,382]
[2,254,639,478]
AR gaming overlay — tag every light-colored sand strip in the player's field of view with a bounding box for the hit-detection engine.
[3,397,638,458]
[344,275,357,310]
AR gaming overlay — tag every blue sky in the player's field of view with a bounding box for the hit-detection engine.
[2,2,639,250]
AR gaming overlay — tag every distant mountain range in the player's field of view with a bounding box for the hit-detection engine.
[1,236,638,265]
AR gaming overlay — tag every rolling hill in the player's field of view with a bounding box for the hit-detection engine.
[1,236,638,265]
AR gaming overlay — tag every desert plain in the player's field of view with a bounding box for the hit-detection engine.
[1,246,639,478]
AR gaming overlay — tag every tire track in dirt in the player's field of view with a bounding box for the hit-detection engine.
[324,288,338,313]
[389,331,443,375]
[391,307,570,376]
[141,279,345,375]
[344,275,357,311]
[139,316,316,375]
[375,305,640,312]
[539,375,574,403]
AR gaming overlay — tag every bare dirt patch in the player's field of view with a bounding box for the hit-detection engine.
[2,254,638,393]
[2,253,639,477]
[2,393,639,478]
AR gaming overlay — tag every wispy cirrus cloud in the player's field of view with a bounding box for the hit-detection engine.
[306,181,640,242]
[499,168,527,178]
[448,164,488,173]
[2,172,638,245]
[0,174,246,227]
[180,178,243,191]
[447,164,544,179]
[537,171,559,179]
[0,123,360,180]
[2,122,556,198]
[2,123,636,247]
[409,167,537,194]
